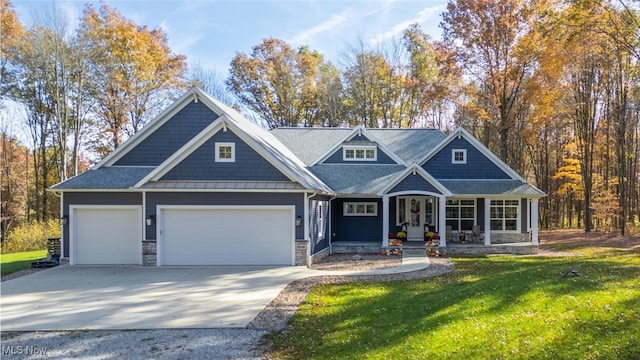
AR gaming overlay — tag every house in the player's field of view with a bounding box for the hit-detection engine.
[50,87,545,266]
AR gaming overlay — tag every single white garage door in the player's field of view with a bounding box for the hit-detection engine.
[72,207,142,265]
[160,206,294,266]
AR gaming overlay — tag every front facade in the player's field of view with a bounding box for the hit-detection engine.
[51,87,545,266]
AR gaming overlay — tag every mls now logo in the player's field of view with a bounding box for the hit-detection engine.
[2,346,47,356]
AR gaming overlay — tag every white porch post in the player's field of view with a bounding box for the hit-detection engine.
[439,196,446,247]
[531,198,539,245]
[484,198,491,245]
[382,196,389,247]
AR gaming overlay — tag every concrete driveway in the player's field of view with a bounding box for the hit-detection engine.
[1,258,429,331]
[0,265,322,331]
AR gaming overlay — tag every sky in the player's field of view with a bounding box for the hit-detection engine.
[11,0,448,73]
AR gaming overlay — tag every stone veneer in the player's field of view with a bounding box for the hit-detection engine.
[142,241,157,266]
[490,232,531,244]
[295,239,309,266]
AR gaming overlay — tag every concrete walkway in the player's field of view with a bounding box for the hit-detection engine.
[0,255,429,331]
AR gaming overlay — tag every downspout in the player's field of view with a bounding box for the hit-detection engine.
[327,193,337,254]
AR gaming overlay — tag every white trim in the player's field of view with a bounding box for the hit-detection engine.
[489,199,521,232]
[343,145,377,161]
[69,205,143,265]
[378,163,452,196]
[133,117,226,187]
[343,202,378,216]
[60,192,65,259]
[452,149,467,164]
[215,142,235,162]
[156,205,295,266]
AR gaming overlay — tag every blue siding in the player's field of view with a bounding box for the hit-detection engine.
[115,101,218,166]
[388,174,442,194]
[331,198,382,242]
[423,138,511,179]
[145,192,304,240]
[161,130,289,181]
[62,192,142,257]
[309,198,330,255]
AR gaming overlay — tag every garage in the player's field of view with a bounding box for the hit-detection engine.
[158,206,294,266]
[71,206,142,265]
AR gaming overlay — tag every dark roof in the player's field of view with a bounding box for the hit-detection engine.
[50,167,154,190]
[439,180,546,196]
[311,164,405,195]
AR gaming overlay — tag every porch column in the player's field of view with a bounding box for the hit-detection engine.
[382,196,389,247]
[531,199,539,245]
[484,197,491,245]
[438,196,446,247]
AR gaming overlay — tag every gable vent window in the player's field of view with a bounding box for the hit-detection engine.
[452,149,467,164]
[215,142,235,162]
[343,146,377,161]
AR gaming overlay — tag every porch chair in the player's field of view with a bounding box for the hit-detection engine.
[471,225,484,243]
[446,225,455,243]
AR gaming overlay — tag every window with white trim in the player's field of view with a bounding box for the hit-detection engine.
[446,199,475,231]
[343,146,377,161]
[490,199,519,231]
[317,203,324,238]
[452,149,467,164]
[344,202,378,216]
[215,142,235,162]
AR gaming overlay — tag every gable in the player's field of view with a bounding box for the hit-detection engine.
[115,101,218,166]
[387,173,443,194]
[322,135,398,164]
[161,129,290,181]
[422,137,511,180]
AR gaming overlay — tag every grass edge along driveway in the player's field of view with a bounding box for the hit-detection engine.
[266,235,640,360]
[0,250,47,277]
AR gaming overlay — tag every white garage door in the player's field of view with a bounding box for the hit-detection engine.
[72,207,141,265]
[160,206,294,266]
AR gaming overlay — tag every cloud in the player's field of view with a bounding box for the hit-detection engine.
[368,5,444,46]
[289,8,355,45]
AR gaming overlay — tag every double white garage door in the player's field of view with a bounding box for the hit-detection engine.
[72,206,295,266]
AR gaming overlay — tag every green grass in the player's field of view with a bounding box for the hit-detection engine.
[267,247,640,359]
[0,250,47,276]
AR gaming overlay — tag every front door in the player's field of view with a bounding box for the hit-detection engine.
[398,196,424,240]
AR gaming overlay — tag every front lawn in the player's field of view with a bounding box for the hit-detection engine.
[0,250,47,276]
[267,232,640,359]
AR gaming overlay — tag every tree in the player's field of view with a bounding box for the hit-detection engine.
[79,3,187,154]
[0,0,24,99]
[227,38,337,128]
[441,0,539,165]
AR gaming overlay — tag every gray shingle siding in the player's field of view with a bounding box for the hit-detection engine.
[161,130,289,181]
[388,174,442,194]
[145,192,305,240]
[423,138,511,179]
[62,192,142,257]
[115,101,218,166]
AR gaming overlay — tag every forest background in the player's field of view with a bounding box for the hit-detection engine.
[1,0,639,246]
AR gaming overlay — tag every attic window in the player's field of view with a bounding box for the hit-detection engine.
[452,149,467,164]
[215,142,235,162]
[343,146,377,161]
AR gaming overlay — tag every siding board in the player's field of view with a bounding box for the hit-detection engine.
[423,138,511,179]
[115,102,218,166]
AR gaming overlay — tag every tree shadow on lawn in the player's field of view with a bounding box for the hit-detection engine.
[272,254,640,359]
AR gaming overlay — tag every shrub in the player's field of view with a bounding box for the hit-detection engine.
[1,219,61,254]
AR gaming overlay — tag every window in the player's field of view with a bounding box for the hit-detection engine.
[215,142,235,162]
[446,199,475,231]
[452,149,467,164]
[490,200,519,231]
[317,203,324,238]
[343,146,377,161]
[344,202,378,216]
